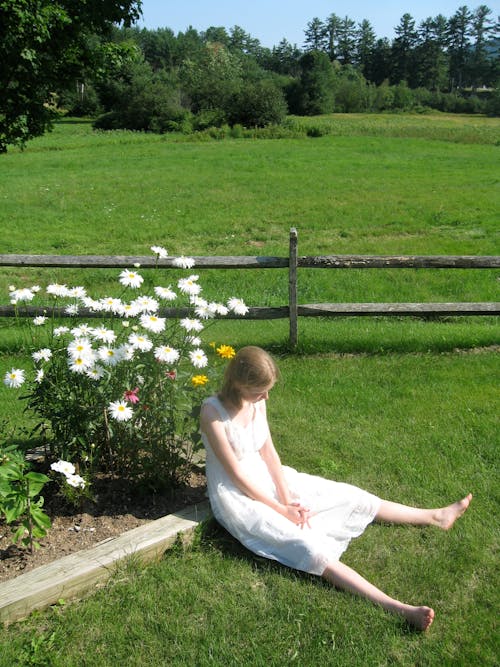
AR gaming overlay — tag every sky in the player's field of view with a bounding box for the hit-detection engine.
[136,1,500,48]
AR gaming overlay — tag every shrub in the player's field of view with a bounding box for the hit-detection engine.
[5,248,248,492]
[229,80,288,127]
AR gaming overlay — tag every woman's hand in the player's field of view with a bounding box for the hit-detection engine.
[282,502,313,529]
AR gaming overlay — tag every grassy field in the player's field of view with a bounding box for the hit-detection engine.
[0,113,498,664]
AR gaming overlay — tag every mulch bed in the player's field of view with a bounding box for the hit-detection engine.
[0,469,207,584]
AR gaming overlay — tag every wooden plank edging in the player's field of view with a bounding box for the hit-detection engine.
[0,500,211,625]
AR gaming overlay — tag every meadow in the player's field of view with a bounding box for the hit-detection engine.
[0,113,498,665]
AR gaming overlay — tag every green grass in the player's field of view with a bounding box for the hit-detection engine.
[0,114,498,664]
[0,352,498,665]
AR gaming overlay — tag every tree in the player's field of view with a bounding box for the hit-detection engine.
[447,6,473,89]
[289,50,336,115]
[0,0,142,152]
[414,16,449,90]
[391,13,419,85]
[134,27,177,71]
[304,18,328,52]
[229,79,288,127]
[181,42,243,118]
[269,39,302,76]
[355,19,376,74]
[369,38,393,85]
[468,5,495,88]
[325,13,342,61]
[337,16,357,65]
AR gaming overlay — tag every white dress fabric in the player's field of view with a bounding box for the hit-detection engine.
[201,396,381,576]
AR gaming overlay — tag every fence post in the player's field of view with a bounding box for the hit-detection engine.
[289,228,298,348]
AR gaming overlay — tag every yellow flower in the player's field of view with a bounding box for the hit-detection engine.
[209,341,216,348]
[192,375,209,387]
[216,344,236,359]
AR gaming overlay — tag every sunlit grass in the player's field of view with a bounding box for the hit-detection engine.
[0,115,498,663]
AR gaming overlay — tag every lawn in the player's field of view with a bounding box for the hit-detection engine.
[0,113,498,664]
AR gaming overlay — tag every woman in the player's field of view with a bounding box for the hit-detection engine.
[200,346,472,631]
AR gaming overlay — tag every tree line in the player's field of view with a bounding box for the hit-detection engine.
[1,2,499,151]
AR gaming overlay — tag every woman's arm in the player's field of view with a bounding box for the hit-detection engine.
[257,401,313,526]
[200,402,305,525]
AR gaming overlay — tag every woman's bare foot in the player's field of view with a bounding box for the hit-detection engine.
[434,493,473,530]
[401,605,435,631]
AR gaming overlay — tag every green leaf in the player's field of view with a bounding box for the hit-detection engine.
[30,505,52,530]
[13,525,26,544]
[4,497,27,523]
[25,471,50,497]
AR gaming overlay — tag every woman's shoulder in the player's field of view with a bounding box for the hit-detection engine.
[201,395,228,423]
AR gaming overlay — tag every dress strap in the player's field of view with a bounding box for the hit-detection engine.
[204,395,231,423]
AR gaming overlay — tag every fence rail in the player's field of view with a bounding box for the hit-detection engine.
[1,228,499,347]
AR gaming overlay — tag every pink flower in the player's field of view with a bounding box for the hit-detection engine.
[124,387,140,404]
[165,370,177,380]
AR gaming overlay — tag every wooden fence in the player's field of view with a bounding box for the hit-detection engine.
[1,228,499,346]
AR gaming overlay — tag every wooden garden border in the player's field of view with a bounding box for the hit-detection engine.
[1,228,498,347]
[0,501,211,625]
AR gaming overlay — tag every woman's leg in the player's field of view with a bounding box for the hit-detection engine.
[375,493,472,529]
[322,561,434,631]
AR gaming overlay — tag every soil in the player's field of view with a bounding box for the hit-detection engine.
[0,467,207,585]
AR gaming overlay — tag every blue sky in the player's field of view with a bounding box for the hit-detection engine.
[136,1,500,48]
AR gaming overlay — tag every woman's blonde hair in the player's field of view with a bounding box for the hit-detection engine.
[219,346,279,407]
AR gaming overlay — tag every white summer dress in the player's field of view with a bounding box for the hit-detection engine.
[201,396,381,576]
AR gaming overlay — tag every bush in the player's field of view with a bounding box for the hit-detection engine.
[229,79,288,127]
[5,249,248,491]
[485,86,500,117]
[94,61,188,133]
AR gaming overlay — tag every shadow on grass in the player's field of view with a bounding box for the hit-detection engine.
[192,518,429,636]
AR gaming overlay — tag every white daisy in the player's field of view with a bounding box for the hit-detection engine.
[65,304,79,316]
[33,316,47,325]
[128,333,153,351]
[108,400,133,422]
[228,297,249,315]
[210,302,229,316]
[100,297,123,314]
[35,369,45,383]
[119,269,144,289]
[180,318,204,332]
[67,286,87,298]
[154,345,180,363]
[118,344,135,361]
[118,302,141,318]
[154,286,177,301]
[131,296,159,313]
[47,283,69,297]
[50,460,76,476]
[86,366,105,380]
[4,368,26,388]
[194,303,215,320]
[32,348,52,362]
[186,335,202,346]
[82,297,104,311]
[173,256,195,269]
[92,327,117,344]
[139,314,166,333]
[67,338,93,361]
[54,326,70,337]
[68,357,92,374]
[71,324,94,337]
[178,275,201,296]
[11,288,35,302]
[189,349,208,368]
[66,473,86,489]
[151,245,168,258]
[97,346,121,366]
